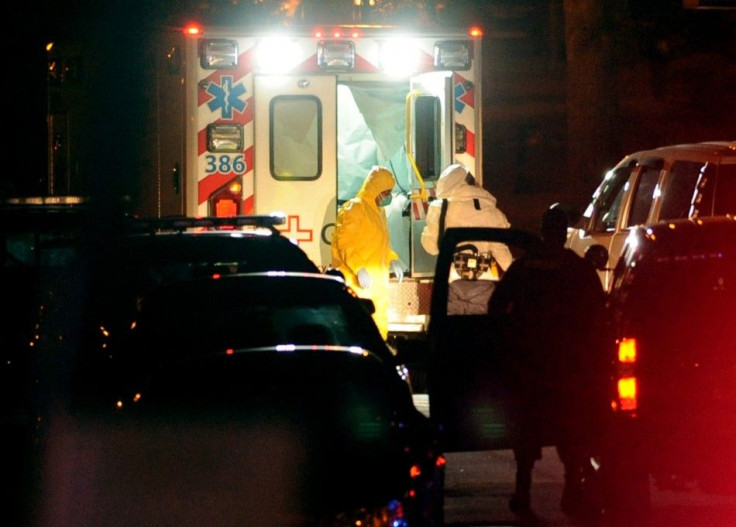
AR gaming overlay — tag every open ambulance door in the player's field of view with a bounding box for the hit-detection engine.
[407,72,454,277]
[254,75,337,269]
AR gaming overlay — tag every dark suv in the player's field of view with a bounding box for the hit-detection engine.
[602,216,736,516]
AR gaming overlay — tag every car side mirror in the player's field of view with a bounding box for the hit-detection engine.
[584,244,609,271]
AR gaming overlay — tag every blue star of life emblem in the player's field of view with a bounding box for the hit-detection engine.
[206,76,247,119]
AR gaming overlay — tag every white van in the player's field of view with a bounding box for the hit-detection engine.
[567,141,736,291]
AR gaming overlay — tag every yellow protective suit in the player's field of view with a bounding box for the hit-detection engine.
[331,166,399,340]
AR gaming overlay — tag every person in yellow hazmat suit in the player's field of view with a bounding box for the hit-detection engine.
[331,165,404,340]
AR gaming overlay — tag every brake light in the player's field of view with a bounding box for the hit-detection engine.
[613,337,638,413]
[209,180,242,219]
[617,377,638,411]
[618,337,637,362]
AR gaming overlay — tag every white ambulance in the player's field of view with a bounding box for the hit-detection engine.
[55,20,486,339]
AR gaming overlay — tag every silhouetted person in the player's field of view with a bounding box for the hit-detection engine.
[488,204,607,519]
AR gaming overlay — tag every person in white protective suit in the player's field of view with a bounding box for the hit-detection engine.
[421,163,514,314]
[331,166,404,340]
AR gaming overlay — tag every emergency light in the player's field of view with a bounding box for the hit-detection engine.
[435,40,472,70]
[317,40,356,70]
[207,124,244,153]
[200,39,238,69]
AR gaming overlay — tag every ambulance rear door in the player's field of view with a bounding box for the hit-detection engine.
[408,71,453,277]
[254,75,337,269]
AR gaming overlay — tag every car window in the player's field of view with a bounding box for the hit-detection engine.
[626,167,660,227]
[659,160,704,220]
[591,163,633,232]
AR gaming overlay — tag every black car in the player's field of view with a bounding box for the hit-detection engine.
[32,272,441,526]
[600,216,736,518]
[81,213,320,287]
[6,205,323,525]
[63,272,408,408]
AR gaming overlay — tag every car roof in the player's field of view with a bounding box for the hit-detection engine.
[100,230,319,272]
[76,215,320,279]
[619,140,736,164]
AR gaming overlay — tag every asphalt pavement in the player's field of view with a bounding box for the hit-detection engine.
[413,394,736,527]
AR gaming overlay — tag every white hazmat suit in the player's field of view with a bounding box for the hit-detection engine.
[421,163,514,314]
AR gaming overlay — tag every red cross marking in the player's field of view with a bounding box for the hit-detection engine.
[278,214,313,244]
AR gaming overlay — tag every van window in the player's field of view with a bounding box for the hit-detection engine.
[627,167,659,227]
[659,161,703,220]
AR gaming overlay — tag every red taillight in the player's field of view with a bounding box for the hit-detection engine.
[617,377,638,411]
[209,180,242,220]
[618,337,637,363]
[409,464,422,478]
[614,337,638,413]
